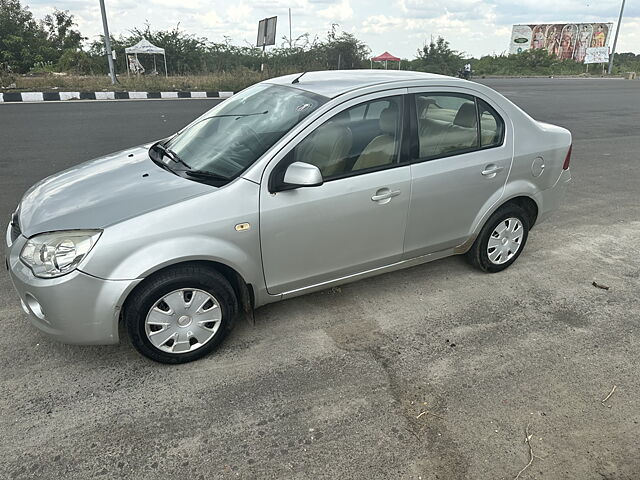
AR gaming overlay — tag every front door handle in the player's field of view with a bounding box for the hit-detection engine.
[371,189,401,202]
[481,164,504,177]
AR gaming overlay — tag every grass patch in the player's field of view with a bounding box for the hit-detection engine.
[0,71,276,93]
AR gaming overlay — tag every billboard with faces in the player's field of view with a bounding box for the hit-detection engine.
[509,23,613,63]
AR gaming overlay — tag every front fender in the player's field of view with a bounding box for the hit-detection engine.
[79,179,263,287]
[82,235,261,285]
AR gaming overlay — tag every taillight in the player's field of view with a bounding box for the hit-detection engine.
[562,145,572,170]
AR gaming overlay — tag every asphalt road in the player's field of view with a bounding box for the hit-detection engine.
[1,79,639,479]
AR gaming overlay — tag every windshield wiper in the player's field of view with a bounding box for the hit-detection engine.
[149,148,178,174]
[151,142,191,168]
[171,111,270,140]
[216,110,268,119]
[184,169,231,182]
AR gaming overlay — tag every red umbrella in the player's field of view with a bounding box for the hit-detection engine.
[371,51,402,69]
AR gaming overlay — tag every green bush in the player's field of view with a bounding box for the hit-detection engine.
[56,49,101,74]
[611,52,640,74]
[29,61,56,74]
[472,49,585,76]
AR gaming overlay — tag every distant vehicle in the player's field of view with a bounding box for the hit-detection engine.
[6,70,572,363]
[458,64,472,80]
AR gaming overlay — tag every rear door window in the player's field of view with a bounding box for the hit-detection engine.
[415,93,479,160]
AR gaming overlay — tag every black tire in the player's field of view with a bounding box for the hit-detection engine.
[465,204,530,273]
[124,264,238,364]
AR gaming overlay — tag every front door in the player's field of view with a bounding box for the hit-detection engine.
[260,94,411,295]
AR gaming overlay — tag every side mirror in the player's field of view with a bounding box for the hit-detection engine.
[279,162,323,191]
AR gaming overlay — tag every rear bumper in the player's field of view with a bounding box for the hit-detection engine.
[6,233,140,345]
[535,168,571,224]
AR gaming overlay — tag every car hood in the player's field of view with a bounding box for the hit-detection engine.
[18,146,214,237]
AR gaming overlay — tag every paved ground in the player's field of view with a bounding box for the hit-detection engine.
[1,79,639,479]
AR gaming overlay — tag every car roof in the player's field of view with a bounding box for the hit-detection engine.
[263,70,461,98]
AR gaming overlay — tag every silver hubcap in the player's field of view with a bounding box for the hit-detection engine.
[145,288,222,354]
[487,217,524,265]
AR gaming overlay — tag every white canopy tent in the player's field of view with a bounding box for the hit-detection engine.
[125,39,168,77]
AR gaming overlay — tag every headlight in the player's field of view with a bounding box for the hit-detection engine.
[20,230,102,278]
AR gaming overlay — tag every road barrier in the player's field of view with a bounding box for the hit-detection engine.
[0,91,235,103]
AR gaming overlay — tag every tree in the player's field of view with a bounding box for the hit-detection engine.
[412,36,464,76]
[323,30,370,69]
[41,9,85,53]
[0,0,49,72]
[0,1,84,73]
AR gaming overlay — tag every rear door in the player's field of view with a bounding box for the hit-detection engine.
[403,89,513,257]
[259,91,411,295]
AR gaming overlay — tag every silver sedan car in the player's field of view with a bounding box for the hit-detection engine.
[6,71,572,363]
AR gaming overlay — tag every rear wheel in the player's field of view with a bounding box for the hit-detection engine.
[124,265,237,363]
[466,204,530,273]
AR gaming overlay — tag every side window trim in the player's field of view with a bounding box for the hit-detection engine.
[401,94,413,166]
[407,93,420,163]
[409,91,506,165]
[474,96,482,151]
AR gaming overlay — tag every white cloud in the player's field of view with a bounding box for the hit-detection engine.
[148,0,207,10]
[20,0,640,58]
[202,11,223,28]
[318,0,354,22]
[361,13,468,35]
[616,18,640,53]
[225,4,253,23]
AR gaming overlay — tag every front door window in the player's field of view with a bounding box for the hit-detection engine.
[291,96,404,180]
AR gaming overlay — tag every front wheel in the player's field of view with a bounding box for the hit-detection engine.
[124,265,237,363]
[465,204,530,273]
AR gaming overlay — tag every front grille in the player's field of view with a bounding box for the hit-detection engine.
[10,211,21,244]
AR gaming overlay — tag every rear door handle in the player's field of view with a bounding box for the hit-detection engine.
[371,189,401,202]
[481,165,504,177]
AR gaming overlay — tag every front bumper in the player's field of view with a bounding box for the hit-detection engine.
[5,232,140,345]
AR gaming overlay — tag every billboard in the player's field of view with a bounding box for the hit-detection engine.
[509,23,613,62]
[584,47,610,64]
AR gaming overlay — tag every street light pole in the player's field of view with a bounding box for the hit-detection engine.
[288,8,292,49]
[608,0,626,75]
[99,0,116,84]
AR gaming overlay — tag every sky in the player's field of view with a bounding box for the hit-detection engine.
[25,0,640,59]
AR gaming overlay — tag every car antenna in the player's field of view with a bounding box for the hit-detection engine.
[292,72,307,84]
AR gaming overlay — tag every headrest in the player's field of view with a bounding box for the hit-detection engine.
[313,112,352,152]
[453,103,477,128]
[331,110,351,126]
[417,97,436,117]
[379,106,397,135]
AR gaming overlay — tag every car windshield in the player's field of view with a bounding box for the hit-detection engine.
[164,84,328,181]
